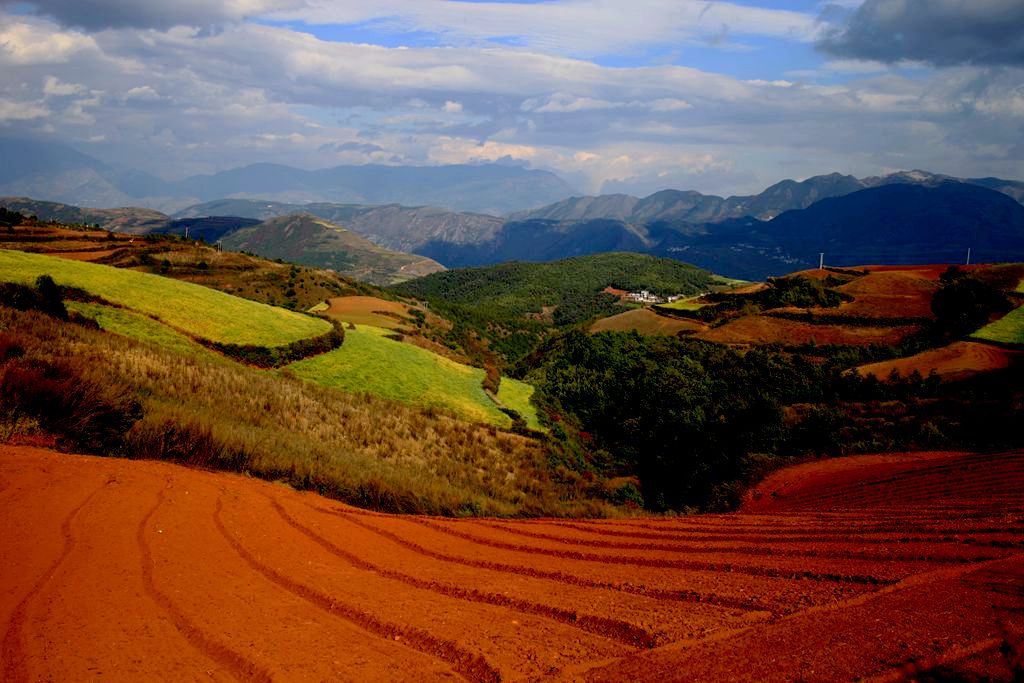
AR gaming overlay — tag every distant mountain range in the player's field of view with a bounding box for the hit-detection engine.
[0,137,577,215]
[5,163,1024,281]
[510,170,1024,224]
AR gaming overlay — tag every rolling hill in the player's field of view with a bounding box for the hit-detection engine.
[394,252,718,321]
[0,250,331,347]
[173,199,504,255]
[219,214,445,285]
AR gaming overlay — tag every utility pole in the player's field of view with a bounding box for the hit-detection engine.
[966,247,971,266]
[819,252,824,270]
[184,226,190,241]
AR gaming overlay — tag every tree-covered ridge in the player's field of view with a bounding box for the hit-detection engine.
[394,252,716,317]
[390,253,719,366]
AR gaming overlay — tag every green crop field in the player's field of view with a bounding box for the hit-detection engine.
[66,302,220,359]
[286,324,538,428]
[0,250,330,346]
[660,296,708,311]
[496,377,542,431]
[972,305,1024,345]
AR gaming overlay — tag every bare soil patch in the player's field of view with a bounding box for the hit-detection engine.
[858,341,1021,381]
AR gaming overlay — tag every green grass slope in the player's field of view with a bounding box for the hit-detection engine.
[973,306,1024,345]
[286,324,538,428]
[0,250,330,346]
[66,302,219,359]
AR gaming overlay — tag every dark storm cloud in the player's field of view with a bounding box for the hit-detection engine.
[820,0,1024,67]
[1,0,302,31]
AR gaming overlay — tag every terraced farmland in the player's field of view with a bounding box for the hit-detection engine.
[0,250,331,346]
[2,446,1021,681]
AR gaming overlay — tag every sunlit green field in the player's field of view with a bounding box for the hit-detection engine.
[66,302,219,359]
[659,296,708,311]
[972,305,1024,345]
[0,250,330,346]
[286,324,538,428]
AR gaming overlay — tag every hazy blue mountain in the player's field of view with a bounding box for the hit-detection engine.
[0,137,577,215]
[424,183,1024,279]
[511,170,1024,227]
[655,182,1024,279]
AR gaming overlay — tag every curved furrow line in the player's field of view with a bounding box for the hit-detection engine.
[470,521,1007,564]
[790,479,1024,510]
[482,522,1023,548]
[267,497,657,649]
[137,486,274,683]
[862,637,1006,683]
[213,496,501,683]
[1,481,107,682]
[411,518,896,585]
[321,507,790,614]
[790,469,1024,503]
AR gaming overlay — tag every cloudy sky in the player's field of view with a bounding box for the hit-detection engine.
[1,0,1022,195]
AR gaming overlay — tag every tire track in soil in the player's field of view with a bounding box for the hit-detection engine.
[1,481,106,683]
[323,506,783,614]
[409,517,896,586]
[137,485,274,683]
[213,495,502,683]
[268,495,658,649]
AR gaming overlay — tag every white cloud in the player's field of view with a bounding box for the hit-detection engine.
[0,98,49,121]
[0,8,1020,195]
[43,75,86,96]
[0,18,97,64]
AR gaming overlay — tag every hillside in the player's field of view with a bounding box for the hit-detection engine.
[0,250,331,347]
[0,196,168,232]
[0,217,378,311]
[219,214,445,285]
[674,182,1024,279]
[174,199,504,254]
[394,252,717,322]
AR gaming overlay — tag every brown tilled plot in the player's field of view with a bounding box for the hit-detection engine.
[2,445,1022,681]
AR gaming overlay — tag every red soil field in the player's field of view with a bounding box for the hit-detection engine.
[696,314,921,347]
[858,340,1021,382]
[2,445,1022,681]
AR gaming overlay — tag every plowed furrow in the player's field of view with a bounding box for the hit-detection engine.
[468,520,1011,563]
[479,520,1024,549]
[582,554,1024,682]
[412,517,917,584]
[213,496,501,682]
[1,481,106,682]
[138,487,274,683]
[291,499,768,643]
[339,510,880,612]
[264,496,657,650]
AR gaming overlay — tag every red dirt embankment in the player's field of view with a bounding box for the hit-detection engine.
[858,341,1021,382]
[2,446,1022,681]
